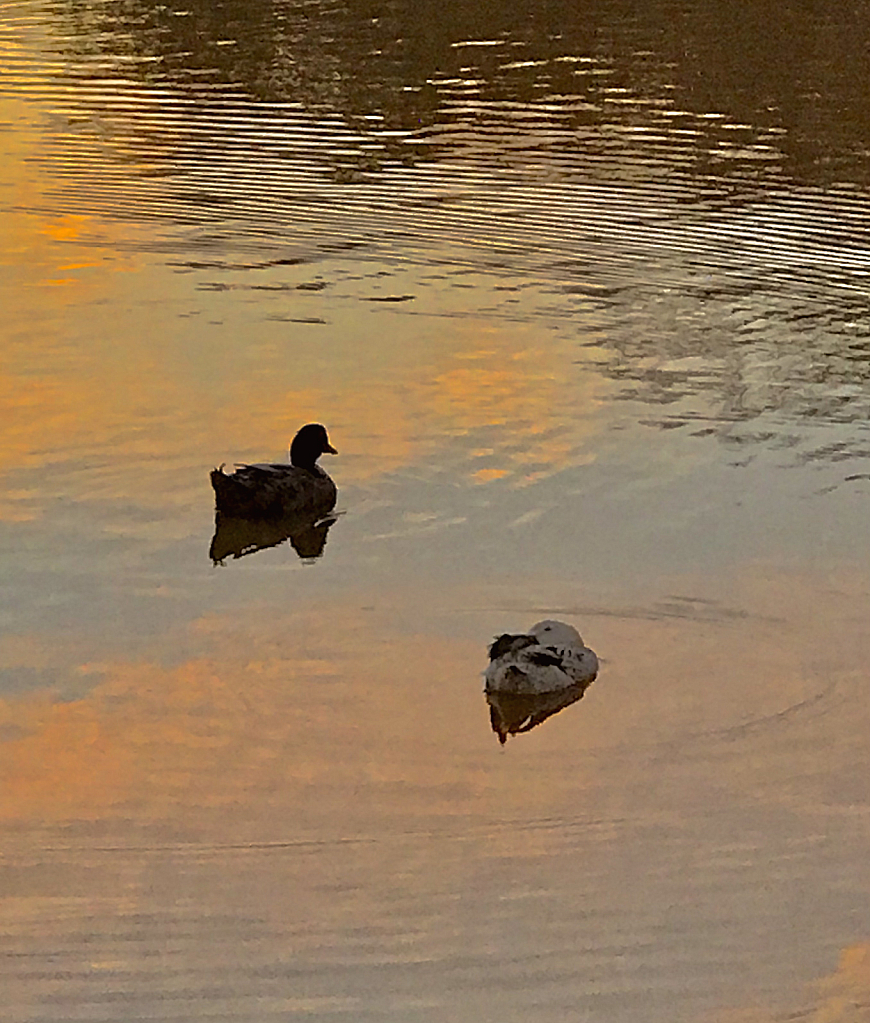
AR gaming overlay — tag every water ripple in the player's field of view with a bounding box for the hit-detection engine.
[2,0,869,466]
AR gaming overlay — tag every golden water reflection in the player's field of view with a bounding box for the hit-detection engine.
[716,943,870,1023]
[1,565,867,828]
[1,567,869,1020]
[0,104,609,518]
[3,4,870,1018]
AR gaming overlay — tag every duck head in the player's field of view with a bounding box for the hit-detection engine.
[529,620,584,646]
[290,423,337,470]
[488,632,536,661]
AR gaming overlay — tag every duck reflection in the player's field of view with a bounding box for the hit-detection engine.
[209,511,337,564]
[484,620,599,744]
[486,683,592,745]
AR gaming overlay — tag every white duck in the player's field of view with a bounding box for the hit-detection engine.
[484,620,599,695]
[211,423,337,519]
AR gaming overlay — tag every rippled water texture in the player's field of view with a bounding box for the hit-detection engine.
[2,1,870,1020]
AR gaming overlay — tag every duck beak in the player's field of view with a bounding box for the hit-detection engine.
[325,443,337,454]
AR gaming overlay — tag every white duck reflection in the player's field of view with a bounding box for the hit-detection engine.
[486,684,592,745]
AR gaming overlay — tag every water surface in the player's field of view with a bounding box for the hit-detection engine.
[1,1,870,1020]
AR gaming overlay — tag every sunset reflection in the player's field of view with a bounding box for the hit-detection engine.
[0,78,609,506]
[0,603,482,824]
[1,565,868,1021]
[1,566,867,828]
[3,0,870,1018]
[716,943,870,1023]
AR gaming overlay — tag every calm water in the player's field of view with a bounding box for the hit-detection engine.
[2,1,870,1020]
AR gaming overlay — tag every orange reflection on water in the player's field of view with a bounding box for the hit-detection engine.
[214,318,605,496]
[427,340,600,481]
[0,93,139,290]
[2,92,607,516]
[0,605,487,826]
[813,945,870,1023]
[40,214,93,244]
[0,98,163,518]
[714,942,870,1023]
[3,233,603,524]
[0,567,868,1018]
[1,566,868,831]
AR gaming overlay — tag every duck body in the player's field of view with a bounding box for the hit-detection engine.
[211,423,337,520]
[484,620,598,695]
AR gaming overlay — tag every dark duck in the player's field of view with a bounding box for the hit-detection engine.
[211,423,338,519]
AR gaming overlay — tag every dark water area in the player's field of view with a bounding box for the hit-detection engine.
[1,1,870,1021]
[38,0,870,184]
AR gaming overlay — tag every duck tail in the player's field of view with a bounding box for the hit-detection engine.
[210,464,282,517]
[210,465,247,515]
[210,465,229,495]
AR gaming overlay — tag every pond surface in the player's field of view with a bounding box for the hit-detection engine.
[1,1,870,1020]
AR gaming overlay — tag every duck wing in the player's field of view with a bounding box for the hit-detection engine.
[528,642,598,685]
[526,649,564,668]
[488,633,537,660]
